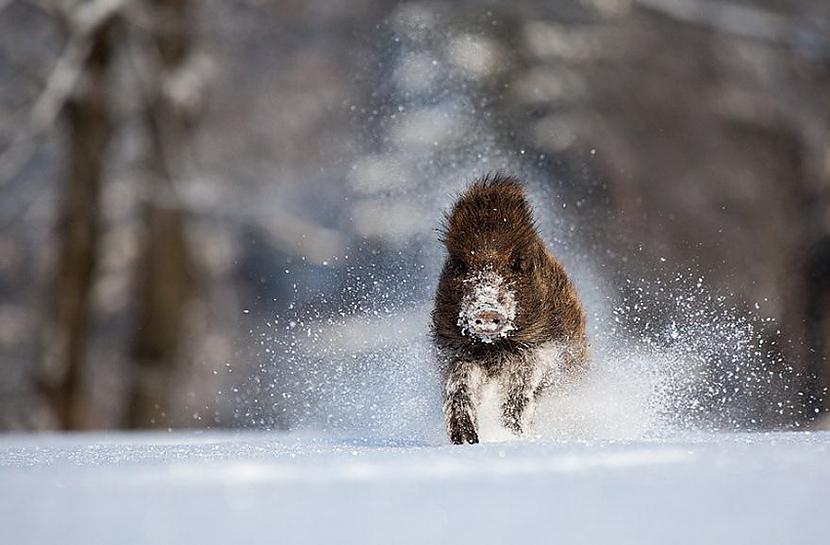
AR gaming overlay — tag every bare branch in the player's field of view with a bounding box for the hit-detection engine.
[634,0,830,57]
[0,0,129,188]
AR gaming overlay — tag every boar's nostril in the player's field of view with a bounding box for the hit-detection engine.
[469,310,508,334]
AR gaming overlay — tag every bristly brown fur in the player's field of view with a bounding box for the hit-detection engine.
[432,172,588,444]
[433,172,586,354]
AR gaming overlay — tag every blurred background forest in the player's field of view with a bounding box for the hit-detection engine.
[0,0,829,432]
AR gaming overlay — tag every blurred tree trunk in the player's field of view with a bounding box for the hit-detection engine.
[805,236,830,415]
[38,19,114,430]
[126,0,198,428]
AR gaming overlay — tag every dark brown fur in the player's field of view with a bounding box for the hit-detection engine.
[432,172,587,444]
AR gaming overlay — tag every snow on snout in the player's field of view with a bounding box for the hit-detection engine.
[457,269,517,343]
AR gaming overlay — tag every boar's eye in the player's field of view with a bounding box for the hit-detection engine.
[447,255,468,276]
[511,250,531,273]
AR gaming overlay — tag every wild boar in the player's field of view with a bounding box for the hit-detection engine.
[432,173,587,444]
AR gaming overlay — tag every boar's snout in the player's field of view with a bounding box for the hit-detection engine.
[469,309,509,336]
[456,270,517,344]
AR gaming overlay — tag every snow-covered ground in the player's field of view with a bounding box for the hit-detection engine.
[1,431,827,545]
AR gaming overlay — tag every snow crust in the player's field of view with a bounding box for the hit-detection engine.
[1,431,828,545]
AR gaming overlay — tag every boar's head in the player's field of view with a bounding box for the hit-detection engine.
[433,173,569,351]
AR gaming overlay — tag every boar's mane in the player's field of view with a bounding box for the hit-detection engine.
[440,173,538,259]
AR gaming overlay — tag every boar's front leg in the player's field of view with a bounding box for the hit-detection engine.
[501,365,540,437]
[443,360,483,445]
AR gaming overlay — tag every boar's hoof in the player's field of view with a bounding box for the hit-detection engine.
[449,420,479,445]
